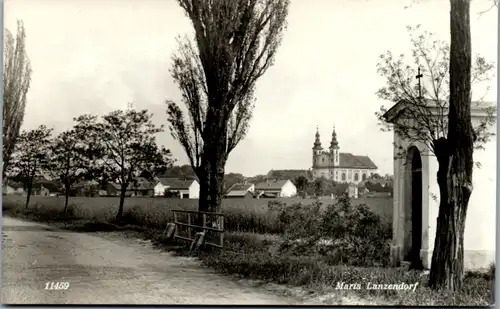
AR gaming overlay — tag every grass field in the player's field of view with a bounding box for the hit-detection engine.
[2,195,393,234]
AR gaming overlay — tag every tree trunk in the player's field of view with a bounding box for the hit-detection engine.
[429,0,473,291]
[197,147,226,227]
[25,183,32,209]
[198,159,211,213]
[208,155,226,214]
[64,185,70,213]
[197,113,228,232]
[116,188,126,220]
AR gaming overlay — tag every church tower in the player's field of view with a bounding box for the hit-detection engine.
[329,125,340,166]
[312,127,323,167]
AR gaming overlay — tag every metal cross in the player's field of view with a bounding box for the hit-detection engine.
[416,66,423,98]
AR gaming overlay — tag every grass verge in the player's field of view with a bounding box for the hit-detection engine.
[2,197,494,306]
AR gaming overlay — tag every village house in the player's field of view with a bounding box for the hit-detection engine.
[384,99,496,270]
[158,178,200,199]
[254,179,297,198]
[72,180,100,196]
[106,178,155,197]
[32,182,60,196]
[225,183,255,199]
[2,181,25,196]
[106,182,133,197]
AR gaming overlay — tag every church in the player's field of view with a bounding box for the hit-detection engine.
[312,126,378,183]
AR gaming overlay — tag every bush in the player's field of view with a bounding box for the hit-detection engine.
[275,193,391,267]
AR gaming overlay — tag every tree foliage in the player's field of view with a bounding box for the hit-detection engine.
[376,25,495,160]
[3,21,32,177]
[48,129,84,211]
[376,26,495,157]
[166,0,290,213]
[98,109,172,218]
[10,125,53,208]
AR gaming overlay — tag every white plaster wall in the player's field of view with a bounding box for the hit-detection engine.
[422,119,496,270]
[189,181,200,199]
[464,118,496,268]
[425,155,439,261]
[154,182,166,197]
[281,180,297,197]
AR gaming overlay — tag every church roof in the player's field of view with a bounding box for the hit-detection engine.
[313,127,323,150]
[338,153,377,169]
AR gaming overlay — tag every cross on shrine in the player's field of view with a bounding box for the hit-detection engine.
[416,66,423,98]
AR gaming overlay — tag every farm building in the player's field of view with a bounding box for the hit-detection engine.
[3,182,25,195]
[72,180,100,196]
[131,182,155,197]
[105,178,157,197]
[254,179,297,198]
[225,183,255,198]
[158,178,200,199]
[32,182,60,196]
[106,182,133,197]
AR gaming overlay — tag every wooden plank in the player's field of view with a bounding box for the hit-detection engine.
[173,211,178,238]
[175,234,222,248]
[205,242,223,249]
[172,209,225,217]
[174,235,194,242]
[174,222,223,233]
[187,213,192,239]
[219,216,224,247]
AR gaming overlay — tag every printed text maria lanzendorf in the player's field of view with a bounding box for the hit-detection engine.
[335,282,419,292]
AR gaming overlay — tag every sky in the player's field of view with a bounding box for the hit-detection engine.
[4,0,498,177]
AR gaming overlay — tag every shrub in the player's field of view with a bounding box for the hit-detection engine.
[275,193,391,267]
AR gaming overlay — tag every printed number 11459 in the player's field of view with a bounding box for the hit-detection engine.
[45,282,70,290]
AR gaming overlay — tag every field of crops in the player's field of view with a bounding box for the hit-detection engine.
[3,195,393,234]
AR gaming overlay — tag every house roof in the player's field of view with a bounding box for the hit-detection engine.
[228,183,254,192]
[4,181,24,189]
[73,180,99,189]
[226,190,254,197]
[158,178,196,190]
[255,179,290,191]
[108,179,157,191]
[267,169,311,179]
[133,181,156,190]
[133,177,149,184]
[108,182,122,190]
[338,153,378,169]
[33,182,60,192]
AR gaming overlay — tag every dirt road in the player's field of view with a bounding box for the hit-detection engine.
[1,217,300,305]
